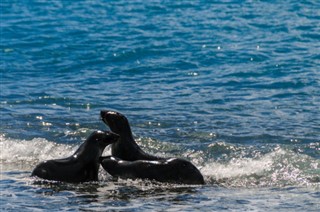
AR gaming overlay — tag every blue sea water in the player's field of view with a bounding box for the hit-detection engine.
[1,0,319,211]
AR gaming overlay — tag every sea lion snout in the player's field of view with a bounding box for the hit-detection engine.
[100,110,129,134]
[100,110,115,126]
[89,130,119,145]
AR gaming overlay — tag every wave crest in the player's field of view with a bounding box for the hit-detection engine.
[1,135,319,187]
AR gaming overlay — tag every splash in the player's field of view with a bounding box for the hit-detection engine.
[0,135,76,169]
[200,145,320,187]
[1,134,319,188]
[0,134,113,172]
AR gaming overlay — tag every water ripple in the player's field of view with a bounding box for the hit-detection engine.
[1,0,320,210]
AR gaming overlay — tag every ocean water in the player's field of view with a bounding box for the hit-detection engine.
[1,0,319,211]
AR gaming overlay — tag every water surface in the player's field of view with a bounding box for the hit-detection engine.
[1,0,319,211]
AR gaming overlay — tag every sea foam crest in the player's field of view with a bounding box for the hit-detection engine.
[0,134,113,165]
[200,147,319,187]
[0,135,76,164]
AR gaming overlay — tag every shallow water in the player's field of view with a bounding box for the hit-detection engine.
[1,0,320,211]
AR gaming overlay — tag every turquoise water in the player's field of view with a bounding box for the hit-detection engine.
[1,0,320,211]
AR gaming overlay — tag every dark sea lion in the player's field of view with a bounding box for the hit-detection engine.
[100,110,163,161]
[100,110,205,184]
[31,131,119,183]
[100,156,205,185]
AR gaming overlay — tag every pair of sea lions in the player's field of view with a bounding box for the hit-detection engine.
[32,110,204,185]
[100,110,205,185]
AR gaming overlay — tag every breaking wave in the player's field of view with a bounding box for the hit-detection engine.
[1,134,319,188]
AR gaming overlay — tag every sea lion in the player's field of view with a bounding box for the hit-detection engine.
[31,131,119,183]
[100,156,205,185]
[100,110,163,161]
[100,110,205,184]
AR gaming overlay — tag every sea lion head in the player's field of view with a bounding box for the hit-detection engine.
[100,110,131,135]
[87,130,119,149]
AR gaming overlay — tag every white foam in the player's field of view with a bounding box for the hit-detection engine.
[0,135,113,165]
[200,147,320,187]
[0,135,76,164]
[1,134,318,187]
[201,153,273,180]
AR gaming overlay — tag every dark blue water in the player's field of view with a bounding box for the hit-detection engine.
[1,0,319,211]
